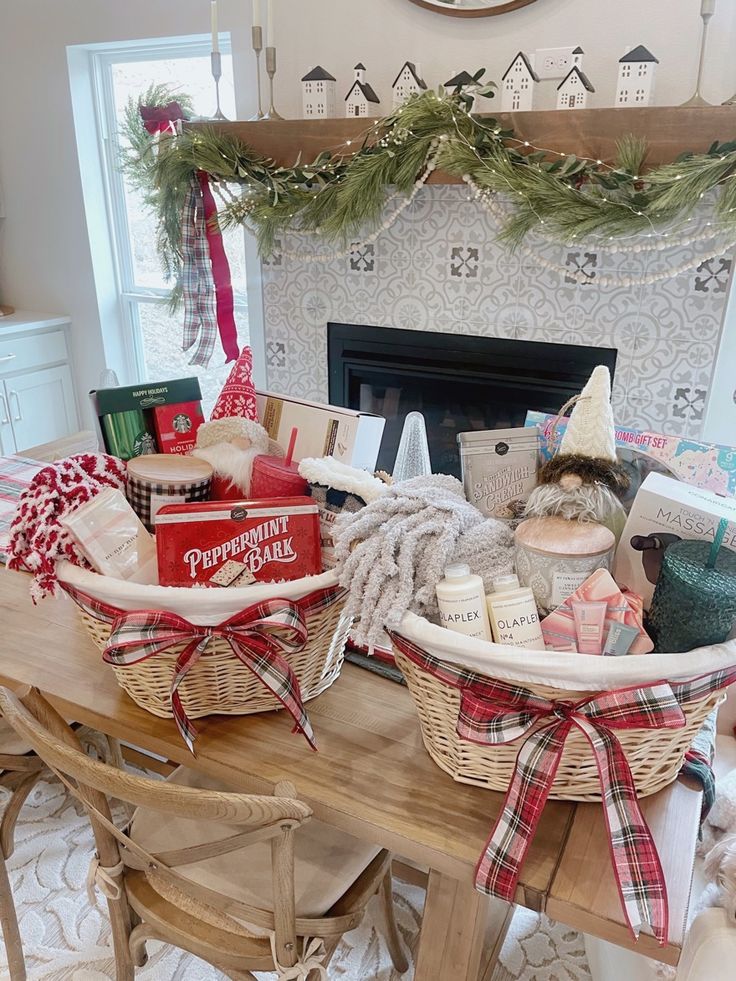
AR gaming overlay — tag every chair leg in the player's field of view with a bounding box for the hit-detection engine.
[379,868,410,974]
[0,771,42,859]
[0,852,25,980]
[106,894,136,981]
[128,922,153,967]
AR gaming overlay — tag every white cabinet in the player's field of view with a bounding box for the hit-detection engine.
[0,312,79,454]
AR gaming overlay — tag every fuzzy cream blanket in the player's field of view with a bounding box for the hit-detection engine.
[333,474,514,650]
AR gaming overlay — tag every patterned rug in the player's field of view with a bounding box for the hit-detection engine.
[0,777,591,980]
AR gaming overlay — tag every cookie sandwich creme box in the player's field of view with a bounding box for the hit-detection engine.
[155,497,322,587]
[256,390,385,472]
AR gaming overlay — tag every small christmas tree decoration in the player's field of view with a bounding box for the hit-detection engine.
[523,365,629,538]
[345,63,381,117]
[615,45,658,107]
[301,66,337,118]
[393,411,432,482]
[556,65,595,109]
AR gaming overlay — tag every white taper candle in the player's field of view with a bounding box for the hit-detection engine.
[267,0,274,46]
[252,0,260,26]
[210,0,219,51]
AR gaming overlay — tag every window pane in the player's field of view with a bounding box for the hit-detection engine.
[136,301,249,417]
[111,53,246,295]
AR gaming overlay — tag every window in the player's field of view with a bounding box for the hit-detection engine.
[512,93,520,110]
[87,36,247,414]
[638,65,647,76]
[622,64,631,77]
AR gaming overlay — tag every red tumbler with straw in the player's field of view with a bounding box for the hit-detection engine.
[249,427,308,499]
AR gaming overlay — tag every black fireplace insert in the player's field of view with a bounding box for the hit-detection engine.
[327,323,617,477]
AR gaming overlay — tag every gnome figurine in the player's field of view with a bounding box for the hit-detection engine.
[524,366,629,539]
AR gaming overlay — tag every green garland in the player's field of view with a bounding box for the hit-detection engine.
[121,83,736,291]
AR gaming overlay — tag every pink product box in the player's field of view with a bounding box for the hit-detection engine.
[540,568,653,655]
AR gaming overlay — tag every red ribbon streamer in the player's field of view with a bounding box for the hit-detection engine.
[198,171,239,364]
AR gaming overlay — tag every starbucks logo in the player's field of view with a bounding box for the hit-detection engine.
[173,412,192,434]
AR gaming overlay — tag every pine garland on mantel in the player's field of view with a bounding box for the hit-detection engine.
[122,83,736,289]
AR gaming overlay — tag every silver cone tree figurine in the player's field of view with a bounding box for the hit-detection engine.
[393,411,432,482]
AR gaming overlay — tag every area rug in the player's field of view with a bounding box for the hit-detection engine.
[0,777,591,980]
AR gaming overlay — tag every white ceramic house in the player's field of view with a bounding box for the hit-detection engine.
[392,61,427,108]
[345,63,381,117]
[615,44,659,107]
[500,53,539,112]
[556,65,595,109]
[301,66,337,119]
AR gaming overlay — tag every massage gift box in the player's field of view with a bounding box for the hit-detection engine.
[614,472,736,608]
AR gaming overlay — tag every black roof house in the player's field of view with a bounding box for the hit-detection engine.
[301,66,336,82]
[345,79,380,104]
[557,65,595,93]
[572,46,584,55]
[392,61,427,90]
[501,52,540,83]
[619,45,659,63]
[444,70,479,87]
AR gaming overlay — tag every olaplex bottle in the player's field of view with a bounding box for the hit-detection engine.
[486,574,544,649]
[435,563,492,641]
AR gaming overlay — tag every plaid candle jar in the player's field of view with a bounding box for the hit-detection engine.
[126,455,213,532]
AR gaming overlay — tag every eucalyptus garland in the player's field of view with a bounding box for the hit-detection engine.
[121,82,736,290]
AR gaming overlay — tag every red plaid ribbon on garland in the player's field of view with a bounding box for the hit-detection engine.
[181,176,219,367]
[64,583,345,754]
[390,631,736,946]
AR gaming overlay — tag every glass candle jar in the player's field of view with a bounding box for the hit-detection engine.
[648,540,736,652]
[514,516,616,615]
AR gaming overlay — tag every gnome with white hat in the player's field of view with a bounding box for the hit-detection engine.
[523,365,629,537]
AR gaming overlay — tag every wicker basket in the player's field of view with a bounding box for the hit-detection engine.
[60,564,351,722]
[392,617,736,802]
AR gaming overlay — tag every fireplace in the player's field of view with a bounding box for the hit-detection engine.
[328,323,617,477]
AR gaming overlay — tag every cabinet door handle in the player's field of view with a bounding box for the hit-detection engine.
[0,393,8,425]
[9,390,22,422]
[0,354,16,364]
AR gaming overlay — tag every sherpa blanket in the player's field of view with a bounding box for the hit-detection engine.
[334,474,514,650]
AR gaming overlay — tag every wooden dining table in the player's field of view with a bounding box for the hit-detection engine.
[0,569,703,980]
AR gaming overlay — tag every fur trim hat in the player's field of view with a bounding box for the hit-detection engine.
[195,417,270,452]
[559,365,617,462]
[298,456,387,504]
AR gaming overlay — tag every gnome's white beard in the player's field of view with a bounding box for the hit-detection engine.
[524,481,624,531]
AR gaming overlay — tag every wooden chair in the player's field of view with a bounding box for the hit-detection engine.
[0,686,410,981]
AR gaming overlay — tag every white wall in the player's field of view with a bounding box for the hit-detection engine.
[1,0,735,419]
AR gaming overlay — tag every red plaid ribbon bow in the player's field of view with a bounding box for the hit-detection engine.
[390,632,736,946]
[64,584,344,754]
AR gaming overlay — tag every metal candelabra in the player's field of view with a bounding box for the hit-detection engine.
[681,2,715,107]
[263,46,283,120]
[210,50,228,120]
[251,25,264,120]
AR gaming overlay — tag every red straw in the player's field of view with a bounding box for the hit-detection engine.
[285,427,298,467]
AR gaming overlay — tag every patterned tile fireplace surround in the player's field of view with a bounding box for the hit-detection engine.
[262,186,733,440]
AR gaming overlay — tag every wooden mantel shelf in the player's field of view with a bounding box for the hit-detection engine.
[189,105,736,184]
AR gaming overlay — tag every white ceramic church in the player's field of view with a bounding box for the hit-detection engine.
[345,63,381,117]
[500,52,539,112]
[615,44,659,106]
[301,66,337,118]
[391,61,427,108]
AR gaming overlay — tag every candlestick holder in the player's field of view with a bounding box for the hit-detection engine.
[263,46,283,120]
[250,25,264,120]
[681,5,715,107]
[210,50,228,120]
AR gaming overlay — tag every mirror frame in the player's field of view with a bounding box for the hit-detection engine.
[407,0,538,16]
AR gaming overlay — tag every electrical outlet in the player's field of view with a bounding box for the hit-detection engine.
[534,46,579,81]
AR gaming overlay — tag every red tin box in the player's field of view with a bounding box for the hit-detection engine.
[155,497,322,587]
[152,401,204,455]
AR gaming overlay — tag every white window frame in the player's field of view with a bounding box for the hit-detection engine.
[86,34,246,383]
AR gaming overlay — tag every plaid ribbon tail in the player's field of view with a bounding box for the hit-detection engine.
[574,717,669,945]
[475,719,571,902]
[170,637,211,754]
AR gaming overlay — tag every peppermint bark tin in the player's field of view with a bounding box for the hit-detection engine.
[458,427,539,519]
[154,497,322,587]
[127,455,213,532]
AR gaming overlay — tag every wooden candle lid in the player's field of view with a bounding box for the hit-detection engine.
[514,516,615,557]
[127,454,213,486]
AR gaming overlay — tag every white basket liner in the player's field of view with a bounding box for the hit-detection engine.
[57,561,340,627]
[396,611,736,693]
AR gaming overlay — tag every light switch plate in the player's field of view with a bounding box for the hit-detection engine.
[534,46,578,80]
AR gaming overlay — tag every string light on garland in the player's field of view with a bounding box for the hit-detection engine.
[121,83,736,290]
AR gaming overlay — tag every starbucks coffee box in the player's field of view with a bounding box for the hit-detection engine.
[614,472,736,608]
[256,391,385,472]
